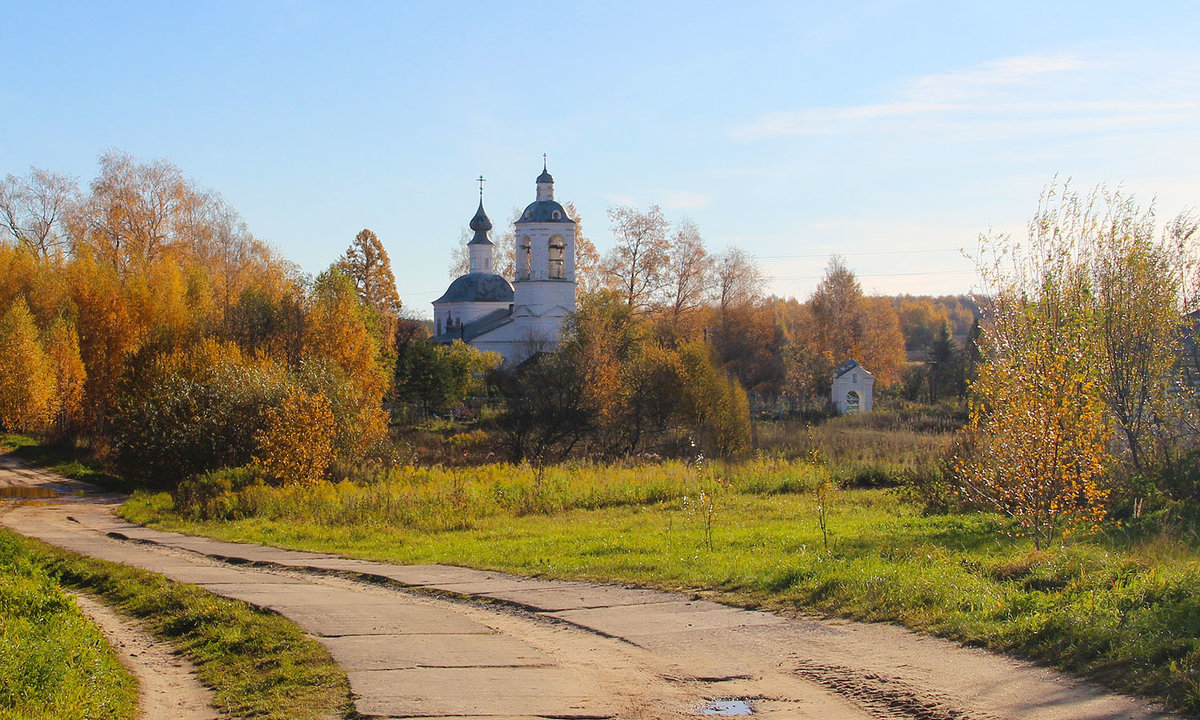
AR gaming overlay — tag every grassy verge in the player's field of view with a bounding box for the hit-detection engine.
[121,462,1200,716]
[0,531,138,720]
[0,526,351,720]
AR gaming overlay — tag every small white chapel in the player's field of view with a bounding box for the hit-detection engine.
[432,162,577,366]
[832,359,875,414]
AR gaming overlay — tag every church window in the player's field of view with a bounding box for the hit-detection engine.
[552,210,561,220]
[549,236,565,279]
[519,236,532,280]
[846,391,861,414]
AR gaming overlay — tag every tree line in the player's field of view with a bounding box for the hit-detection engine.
[0,153,392,485]
[1,152,947,486]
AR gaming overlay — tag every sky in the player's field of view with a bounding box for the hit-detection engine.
[3,1,1200,318]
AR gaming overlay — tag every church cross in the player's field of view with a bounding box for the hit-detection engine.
[477,174,485,198]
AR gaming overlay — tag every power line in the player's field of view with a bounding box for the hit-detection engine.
[765,269,976,280]
[755,247,963,260]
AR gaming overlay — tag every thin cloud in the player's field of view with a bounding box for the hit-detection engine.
[736,102,956,138]
[906,54,1090,103]
[663,190,711,209]
[734,53,1105,139]
[603,193,641,207]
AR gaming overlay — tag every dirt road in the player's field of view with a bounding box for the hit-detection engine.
[0,457,1178,720]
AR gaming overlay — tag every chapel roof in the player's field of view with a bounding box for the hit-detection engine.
[432,272,514,304]
[834,359,874,379]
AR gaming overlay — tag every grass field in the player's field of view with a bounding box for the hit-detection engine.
[0,527,352,720]
[120,457,1200,715]
[0,531,138,720]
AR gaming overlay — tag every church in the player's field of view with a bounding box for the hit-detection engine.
[431,163,577,366]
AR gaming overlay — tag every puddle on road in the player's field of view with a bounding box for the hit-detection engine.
[698,700,753,715]
[0,486,60,499]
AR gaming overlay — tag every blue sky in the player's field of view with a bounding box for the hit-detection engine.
[4,1,1199,317]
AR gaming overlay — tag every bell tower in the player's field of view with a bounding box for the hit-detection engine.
[512,159,577,345]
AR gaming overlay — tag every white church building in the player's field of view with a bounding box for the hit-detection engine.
[432,164,577,366]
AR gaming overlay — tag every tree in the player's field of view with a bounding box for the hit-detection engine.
[676,341,752,456]
[563,201,602,293]
[660,219,711,324]
[448,227,473,278]
[110,341,289,484]
[302,267,390,457]
[42,316,87,433]
[0,167,79,258]
[603,205,670,313]
[895,297,949,351]
[0,298,56,432]
[711,247,764,313]
[393,337,501,416]
[65,252,141,431]
[926,318,969,401]
[785,256,904,399]
[549,290,753,458]
[955,184,1113,547]
[1090,190,1191,473]
[253,387,337,486]
[495,351,591,463]
[74,151,198,273]
[337,229,402,337]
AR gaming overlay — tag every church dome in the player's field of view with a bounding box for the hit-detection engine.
[537,168,554,184]
[517,200,574,224]
[468,199,493,245]
[433,272,514,304]
[469,200,492,233]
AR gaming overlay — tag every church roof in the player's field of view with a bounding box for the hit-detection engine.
[537,168,554,184]
[431,307,513,343]
[834,359,874,379]
[468,199,493,245]
[433,272,514,304]
[517,199,575,224]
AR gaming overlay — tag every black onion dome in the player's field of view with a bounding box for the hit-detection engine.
[433,273,514,304]
[537,168,554,184]
[468,200,493,245]
[469,200,493,232]
[517,200,575,224]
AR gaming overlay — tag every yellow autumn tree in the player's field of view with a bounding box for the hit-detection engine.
[0,298,57,432]
[956,184,1112,548]
[252,387,336,486]
[784,256,905,400]
[42,316,87,432]
[301,267,389,456]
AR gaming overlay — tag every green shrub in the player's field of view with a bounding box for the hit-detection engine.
[111,342,287,485]
[174,466,262,520]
